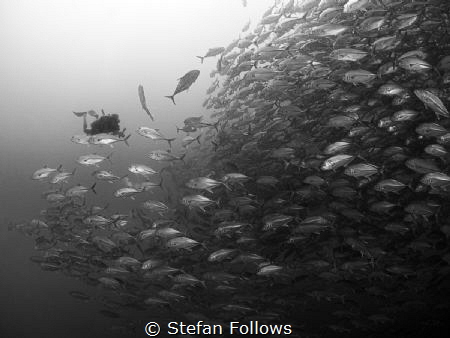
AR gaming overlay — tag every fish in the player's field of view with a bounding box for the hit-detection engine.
[50,168,76,184]
[329,48,368,62]
[31,165,61,181]
[148,150,186,162]
[342,69,376,85]
[165,70,200,105]
[166,237,201,250]
[89,133,131,147]
[186,177,230,193]
[137,127,175,148]
[184,116,203,126]
[181,195,217,211]
[113,187,143,199]
[138,85,154,120]
[77,153,113,166]
[321,155,355,171]
[181,135,202,148]
[71,135,91,145]
[65,183,97,197]
[91,170,123,183]
[176,125,198,133]
[128,164,158,177]
[141,200,169,214]
[196,47,225,64]
[414,89,449,118]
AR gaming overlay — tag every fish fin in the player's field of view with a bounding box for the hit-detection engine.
[165,95,176,105]
[195,135,201,144]
[196,56,204,64]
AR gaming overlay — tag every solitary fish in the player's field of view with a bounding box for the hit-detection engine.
[138,85,154,121]
[137,127,175,148]
[165,70,200,105]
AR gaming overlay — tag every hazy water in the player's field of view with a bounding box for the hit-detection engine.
[0,1,273,337]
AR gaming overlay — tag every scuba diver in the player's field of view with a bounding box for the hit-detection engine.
[73,109,126,137]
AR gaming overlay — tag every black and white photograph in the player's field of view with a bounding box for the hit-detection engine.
[1,0,450,337]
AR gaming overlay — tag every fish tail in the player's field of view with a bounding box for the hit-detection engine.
[179,153,186,165]
[124,134,131,147]
[195,135,201,145]
[176,126,181,134]
[57,164,63,172]
[165,95,176,105]
[71,168,77,176]
[167,138,176,148]
[196,56,204,64]
[212,121,220,132]
[143,107,154,121]
[90,182,97,194]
